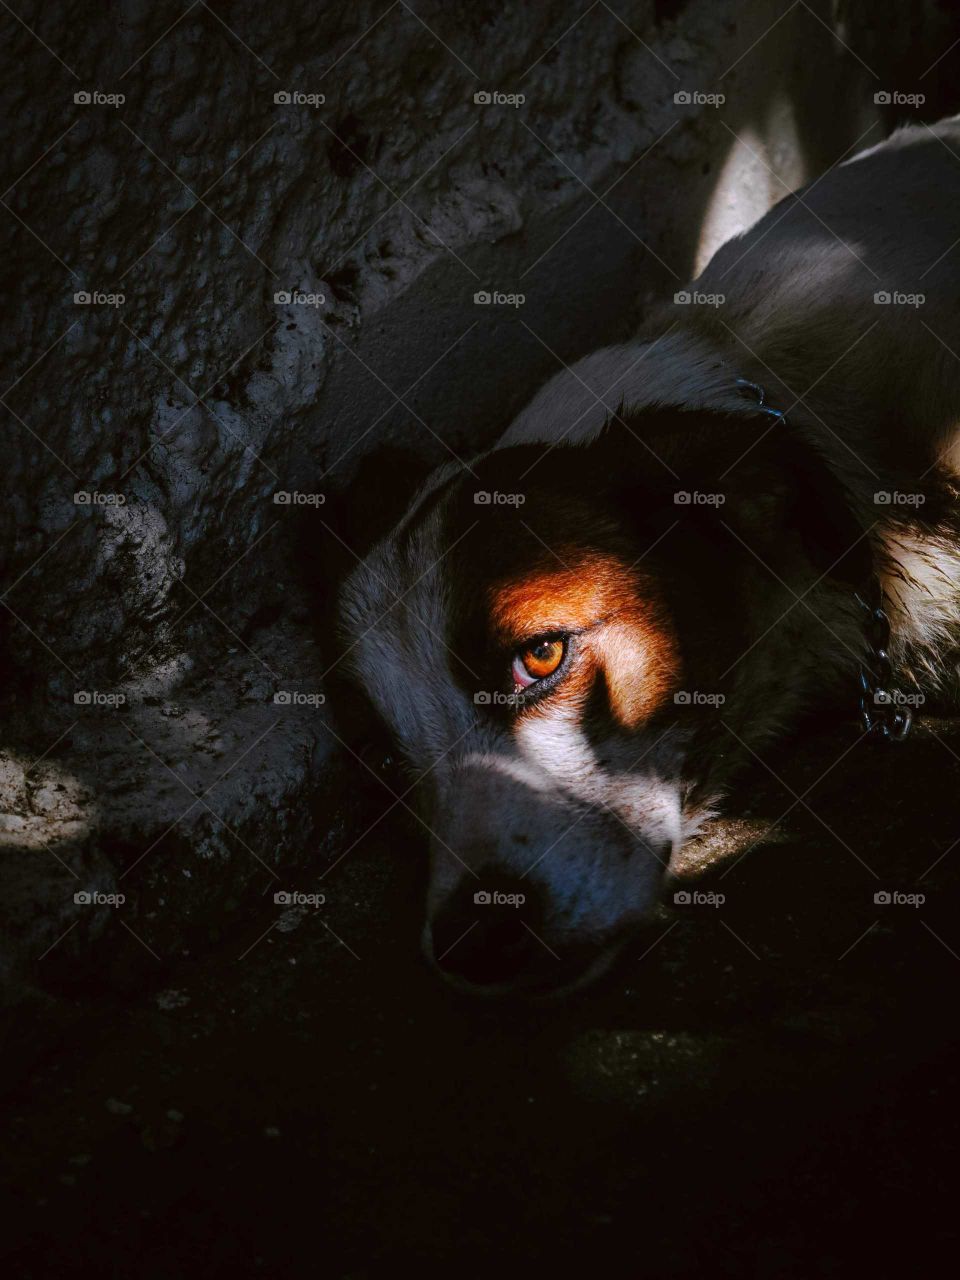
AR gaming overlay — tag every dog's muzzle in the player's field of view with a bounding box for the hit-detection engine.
[424,872,619,998]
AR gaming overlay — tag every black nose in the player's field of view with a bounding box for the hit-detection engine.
[430,875,548,991]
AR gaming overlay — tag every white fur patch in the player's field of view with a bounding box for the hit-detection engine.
[879,526,960,686]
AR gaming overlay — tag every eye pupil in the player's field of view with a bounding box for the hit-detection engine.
[516,637,565,682]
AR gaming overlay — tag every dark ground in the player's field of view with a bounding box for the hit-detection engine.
[2,712,959,1278]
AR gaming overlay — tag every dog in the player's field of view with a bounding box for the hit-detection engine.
[336,116,960,997]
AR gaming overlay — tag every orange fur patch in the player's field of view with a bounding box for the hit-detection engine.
[489,551,679,729]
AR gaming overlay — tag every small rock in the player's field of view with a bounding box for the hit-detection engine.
[156,989,190,1010]
[276,907,307,933]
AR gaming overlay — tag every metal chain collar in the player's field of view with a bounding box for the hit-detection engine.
[855,587,914,742]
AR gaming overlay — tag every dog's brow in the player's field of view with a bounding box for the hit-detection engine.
[488,553,642,642]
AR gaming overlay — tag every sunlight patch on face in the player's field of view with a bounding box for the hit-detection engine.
[512,711,683,853]
[601,619,673,730]
[489,554,679,729]
[452,749,570,798]
[489,552,633,646]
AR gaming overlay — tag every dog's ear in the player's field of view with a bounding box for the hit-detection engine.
[302,444,436,757]
[586,408,870,587]
[293,444,436,675]
[295,444,434,598]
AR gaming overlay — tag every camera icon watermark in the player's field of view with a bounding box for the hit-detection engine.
[673,290,725,307]
[673,490,725,506]
[74,889,125,906]
[873,490,925,506]
[474,490,525,506]
[673,889,725,906]
[74,689,126,707]
[873,290,924,307]
[74,490,126,506]
[873,889,925,906]
[74,290,124,308]
[473,90,525,107]
[673,89,725,107]
[274,289,325,307]
[874,90,925,107]
[273,490,325,506]
[273,690,326,707]
[474,889,525,906]
[274,890,326,906]
[473,289,525,308]
[74,89,125,107]
[872,689,925,707]
[273,90,325,106]
[673,690,725,707]
[474,690,528,708]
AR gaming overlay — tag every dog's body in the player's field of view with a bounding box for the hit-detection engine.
[339,118,960,996]
[503,117,960,689]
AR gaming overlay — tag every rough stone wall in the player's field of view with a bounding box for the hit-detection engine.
[0,0,954,1006]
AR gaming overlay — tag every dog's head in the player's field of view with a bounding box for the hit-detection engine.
[336,408,865,996]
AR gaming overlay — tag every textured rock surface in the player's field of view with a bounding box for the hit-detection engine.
[0,0,955,1005]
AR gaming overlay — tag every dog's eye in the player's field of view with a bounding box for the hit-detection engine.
[512,638,565,687]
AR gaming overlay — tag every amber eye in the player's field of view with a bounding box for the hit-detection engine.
[513,638,565,688]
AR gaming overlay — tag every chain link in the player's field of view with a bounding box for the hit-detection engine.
[855,587,914,742]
